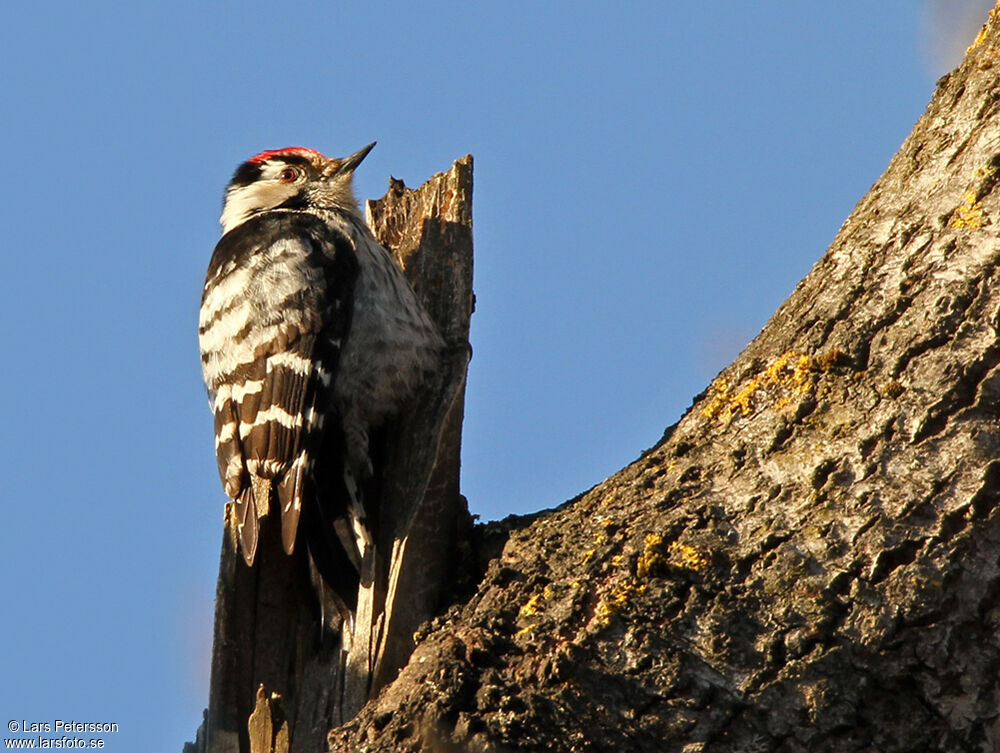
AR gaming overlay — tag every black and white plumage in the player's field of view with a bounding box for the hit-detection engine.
[199,144,441,618]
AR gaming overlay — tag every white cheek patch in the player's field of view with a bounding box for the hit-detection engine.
[220,185,258,233]
[220,182,298,233]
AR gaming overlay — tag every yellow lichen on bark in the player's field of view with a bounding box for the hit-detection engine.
[951,191,984,229]
[701,350,837,423]
[519,593,543,618]
[636,533,667,579]
[668,541,709,572]
[594,580,648,627]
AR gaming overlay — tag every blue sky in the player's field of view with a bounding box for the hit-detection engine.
[0,1,990,749]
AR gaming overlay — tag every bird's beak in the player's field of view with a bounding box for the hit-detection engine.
[332,141,376,177]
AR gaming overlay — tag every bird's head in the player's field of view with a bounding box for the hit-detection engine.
[219,142,376,234]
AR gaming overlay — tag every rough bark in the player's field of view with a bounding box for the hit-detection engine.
[328,9,1000,753]
[184,156,474,753]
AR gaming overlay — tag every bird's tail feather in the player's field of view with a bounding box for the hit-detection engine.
[277,453,307,556]
[235,484,259,566]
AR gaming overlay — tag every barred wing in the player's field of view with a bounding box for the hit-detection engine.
[199,213,358,564]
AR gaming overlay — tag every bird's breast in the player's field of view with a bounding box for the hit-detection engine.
[334,234,442,427]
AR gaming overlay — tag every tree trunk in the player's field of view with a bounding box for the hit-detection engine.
[327,8,1000,753]
[184,156,475,753]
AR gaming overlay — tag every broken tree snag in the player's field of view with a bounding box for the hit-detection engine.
[328,10,1000,753]
[344,155,475,711]
[183,156,474,753]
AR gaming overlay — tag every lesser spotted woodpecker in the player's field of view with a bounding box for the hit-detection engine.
[199,143,442,618]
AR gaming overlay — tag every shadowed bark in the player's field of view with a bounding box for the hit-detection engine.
[327,7,1000,753]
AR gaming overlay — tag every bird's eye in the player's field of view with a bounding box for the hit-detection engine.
[278,167,298,183]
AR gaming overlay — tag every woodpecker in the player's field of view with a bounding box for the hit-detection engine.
[199,143,442,619]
